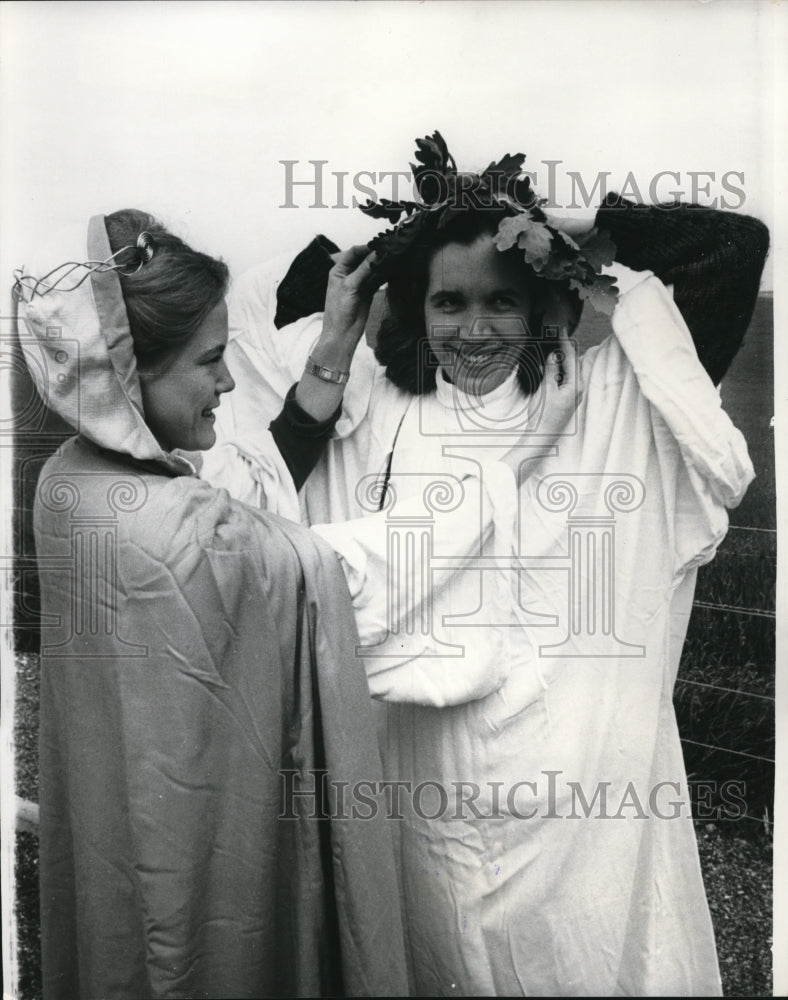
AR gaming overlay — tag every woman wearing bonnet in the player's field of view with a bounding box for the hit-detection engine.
[16,204,577,997]
[204,131,770,995]
[15,214,414,999]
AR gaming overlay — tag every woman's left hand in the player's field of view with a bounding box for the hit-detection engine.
[539,331,583,437]
[502,330,583,486]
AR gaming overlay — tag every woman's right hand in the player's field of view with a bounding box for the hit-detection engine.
[321,245,381,356]
[295,245,381,421]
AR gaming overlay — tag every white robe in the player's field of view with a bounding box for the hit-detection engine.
[202,258,753,996]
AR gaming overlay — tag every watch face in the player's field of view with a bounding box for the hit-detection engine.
[307,358,349,384]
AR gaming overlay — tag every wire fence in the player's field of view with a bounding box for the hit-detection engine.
[675,522,775,832]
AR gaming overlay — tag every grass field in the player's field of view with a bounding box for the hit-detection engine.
[10,296,775,998]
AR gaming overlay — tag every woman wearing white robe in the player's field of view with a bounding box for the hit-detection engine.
[201,192,767,995]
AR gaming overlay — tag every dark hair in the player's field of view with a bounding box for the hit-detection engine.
[105,209,230,369]
[375,209,582,395]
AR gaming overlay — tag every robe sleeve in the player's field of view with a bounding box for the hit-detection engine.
[199,421,301,516]
[269,383,343,490]
[605,261,755,575]
[597,194,769,383]
[312,461,519,707]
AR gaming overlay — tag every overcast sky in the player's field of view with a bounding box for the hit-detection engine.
[0,0,778,288]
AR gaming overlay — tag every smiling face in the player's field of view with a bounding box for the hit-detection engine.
[424,235,535,395]
[138,301,235,452]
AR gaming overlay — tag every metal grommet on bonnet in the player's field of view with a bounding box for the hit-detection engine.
[120,231,156,274]
[136,231,155,265]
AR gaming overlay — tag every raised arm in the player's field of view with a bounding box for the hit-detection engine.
[203,240,381,504]
[596,193,769,384]
[268,243,380,489]
[293,243,381,419]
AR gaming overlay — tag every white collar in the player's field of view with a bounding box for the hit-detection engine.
[434,365,527,421]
